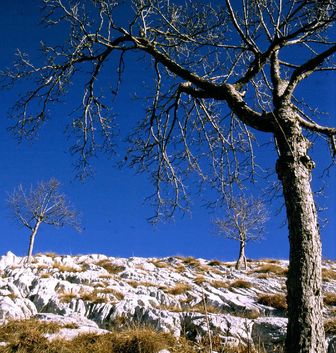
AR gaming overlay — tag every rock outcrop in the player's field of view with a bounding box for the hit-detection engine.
[0,252,335,351]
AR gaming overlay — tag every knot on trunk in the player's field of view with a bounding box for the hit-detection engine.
[299,155,315,171]
[276,154,315,180]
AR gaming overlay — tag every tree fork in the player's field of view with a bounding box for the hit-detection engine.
[275,110,325,353]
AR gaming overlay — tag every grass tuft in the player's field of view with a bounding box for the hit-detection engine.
[322,268,336,281]
[165,283,192,295]
[211,280,229,289]
[207,259,223,267]
[252,264,288,276]
[229,279,252,289]
[96,260,125,275]
[182,257,201,268]
[257,293,287,311]
[324,292,336,306]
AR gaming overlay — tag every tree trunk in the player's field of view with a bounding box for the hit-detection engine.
[235,239,247,270]
[27,222,41,265]
[275,107,325,353]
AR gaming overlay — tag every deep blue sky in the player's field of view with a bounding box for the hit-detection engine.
[0,1,335,261]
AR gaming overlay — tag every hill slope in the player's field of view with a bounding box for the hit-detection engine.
[0,252,335,352]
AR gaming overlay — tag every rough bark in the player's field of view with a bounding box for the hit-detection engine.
[236,239,247,270]
[275,106,325,353]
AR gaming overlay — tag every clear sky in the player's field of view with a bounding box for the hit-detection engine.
[0,0,335,261]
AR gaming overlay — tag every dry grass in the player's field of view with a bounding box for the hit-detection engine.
[0,319,283,353]
[96,259,125,275]
[211,280,229,289]
[189,302,221,314]
[0,325,177,353]
[182,257,201,268]
[193,276,207,285]
[207,259,224,267]
[229,279,252,289]
[255,273,269,279]
[257,293,287,311]
[252,264,288,277]
[100,288,125,301]
[7,293,19,300]
[258,259,280,264]
[80,263,91,271]
[0,319,62,339]
[59,287,124,304]
[324,292,336,306]
[36,264,49,270]
[325,318,336,335]
[35,252,58,259]
[158,302,221,315]
[99,274,113,280]
[127,280,157,288]
[322,268,336,281]
[52,263,82,273]
[150,260,168,268]
[174,264,186,273]
[79,291,109,304]
[232,309,260,319]
[0,319,61,350]
[59,291,77,303]
[165,283,192,295]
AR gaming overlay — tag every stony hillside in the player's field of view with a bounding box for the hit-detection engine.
[0,252,335,352]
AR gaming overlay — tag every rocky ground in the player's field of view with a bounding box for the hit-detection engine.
[0,251,335,352]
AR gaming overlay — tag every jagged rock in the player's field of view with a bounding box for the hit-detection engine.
[0,251,20,270]
[0,296,37,321]
[11,268,37,297]
[0,253,334,350]
[181,313,252,344]
[329,337,336,353]
[251,317,287,350]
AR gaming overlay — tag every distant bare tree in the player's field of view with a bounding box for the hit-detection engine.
[8,178,80,264]
[214,196,267,270]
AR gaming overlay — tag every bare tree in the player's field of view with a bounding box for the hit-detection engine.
[2,1,336,351]
[8,178,80,264]
[214,196,267,270]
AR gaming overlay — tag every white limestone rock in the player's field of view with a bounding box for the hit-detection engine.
[0,253,334,350]
[0,296,37,321]
[328,337,336,353]
[251,317,287,349]
[0,252,20,270]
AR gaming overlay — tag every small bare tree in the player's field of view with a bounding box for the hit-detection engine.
[214,196,267,270]
[8,178,80,264]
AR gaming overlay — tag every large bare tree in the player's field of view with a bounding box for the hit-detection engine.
[8,178,80,264]
[2,1,336,351]
[214,196,267,270]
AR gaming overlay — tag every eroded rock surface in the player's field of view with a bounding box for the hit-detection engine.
[0,252,335,351]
